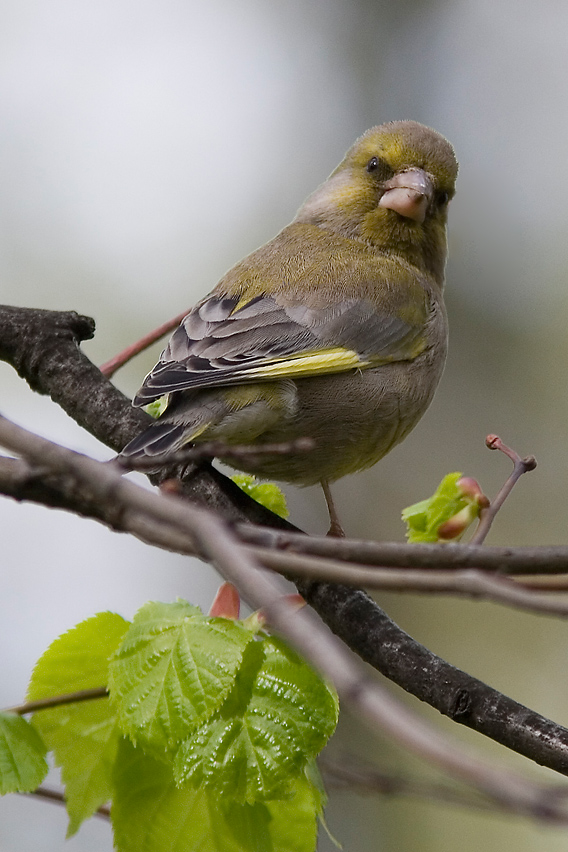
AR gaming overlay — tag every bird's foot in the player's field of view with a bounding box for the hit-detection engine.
[321,479,346,537]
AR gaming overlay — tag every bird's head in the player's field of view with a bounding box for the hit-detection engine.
[295,120,458,284]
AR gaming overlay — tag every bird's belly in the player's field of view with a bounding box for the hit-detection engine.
[216,358,442,486]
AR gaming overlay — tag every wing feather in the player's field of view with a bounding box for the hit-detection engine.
[133,292,429,406]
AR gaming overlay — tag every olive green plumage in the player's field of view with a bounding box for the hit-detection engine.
[120,121,458,487]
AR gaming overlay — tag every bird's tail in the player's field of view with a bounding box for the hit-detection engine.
[118,421,188,469]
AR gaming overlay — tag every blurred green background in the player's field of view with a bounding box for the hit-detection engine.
[2,0,568,849]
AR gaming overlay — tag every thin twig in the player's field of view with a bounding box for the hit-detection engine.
[514,575,568,590]
[471,435,537,545]
[250,547,568,617]
[99,310,189,378]
[321,759,506,812]
[118,437,315,470]
[238,526,568,574]
[7,687,108,716]
[20,787,110,820]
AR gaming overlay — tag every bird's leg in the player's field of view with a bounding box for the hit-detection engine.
[321,479,346,538]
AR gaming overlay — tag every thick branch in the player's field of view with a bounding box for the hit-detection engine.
[0,305,295,529]
[0,305,148,452]
[295,578,568,773]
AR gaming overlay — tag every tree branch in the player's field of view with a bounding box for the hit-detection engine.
[238,526,568,574]
[1,412,566,820]
[3,305,568,780]
[249,547,568,617]
[3,413,568,782]
[320,758,562,814]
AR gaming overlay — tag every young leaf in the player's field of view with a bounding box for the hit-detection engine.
[402,472,486,543]
[0,712,48,794]
[27,611,129,835]
[215,770,320,852]
[174,636,339,803]
[112,737,320,852]
[231,474,289,519]
[112,737,213,852]
[144,397,168,419]
[108,600,254,752]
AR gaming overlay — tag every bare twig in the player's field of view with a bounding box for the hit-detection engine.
[5,446,568,618]
[321,759,508,812]
[515,576,568,590]
[471,435,537,545]
[20,787,110,820]
[99,310,189,378]
[118,437,315,470]
[251,547,568,617]
[7,687,108,716]
[238,526,568,574]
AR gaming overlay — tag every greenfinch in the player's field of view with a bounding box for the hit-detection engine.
[120,120,458,532]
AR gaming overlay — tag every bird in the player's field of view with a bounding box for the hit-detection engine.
[119,121,458,535]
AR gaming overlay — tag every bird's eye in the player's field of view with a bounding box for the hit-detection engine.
[436,190,449,206]
[366,156,392,179]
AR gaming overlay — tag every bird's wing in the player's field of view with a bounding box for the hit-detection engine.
[133,291,429,406]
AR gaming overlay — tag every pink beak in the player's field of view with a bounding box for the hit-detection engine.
[378,167,433,223]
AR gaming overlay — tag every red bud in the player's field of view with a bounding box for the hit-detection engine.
[255,594,306,627]
[457,476,490,508]
[438,506,476,540]
[208,583,241,619]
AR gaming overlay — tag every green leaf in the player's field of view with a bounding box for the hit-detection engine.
[231,474,289,519]
[112,737,320,852]
[215,770,320,852]
[402,472,480,543]
[174,637,339,803]
[0,712,48,794]
[27,611,129,835]
[109,600,254,752]
[145,397,169,419]
[112,737,209,852]
[304,759,341,848]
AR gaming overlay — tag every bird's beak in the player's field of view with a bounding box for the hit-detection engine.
[378,168,433,223]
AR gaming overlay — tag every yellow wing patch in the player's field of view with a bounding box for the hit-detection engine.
[231,295,256,313]
[237,347,369,380]
[236,339,427,381]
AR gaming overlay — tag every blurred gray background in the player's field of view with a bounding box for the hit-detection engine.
[2,0,568,849]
